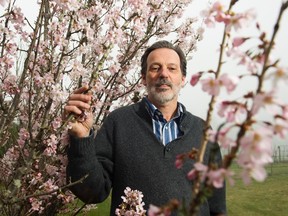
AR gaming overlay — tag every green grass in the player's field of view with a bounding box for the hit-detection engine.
[227,163,288,216]
[69,163,288,215]
[70,196,111,216]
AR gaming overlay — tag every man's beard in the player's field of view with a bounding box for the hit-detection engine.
[146,79,182,104]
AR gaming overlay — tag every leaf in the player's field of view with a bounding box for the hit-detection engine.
[14,179,21,188]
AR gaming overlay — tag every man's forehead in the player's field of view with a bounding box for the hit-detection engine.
[147,48,180,64]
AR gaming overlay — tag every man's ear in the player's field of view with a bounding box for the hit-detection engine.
[181,76,186,87]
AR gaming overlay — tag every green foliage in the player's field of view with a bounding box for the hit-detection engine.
[0,123,19,157]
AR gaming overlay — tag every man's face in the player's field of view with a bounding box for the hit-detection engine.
[142,48,185,105]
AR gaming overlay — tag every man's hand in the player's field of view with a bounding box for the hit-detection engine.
[64,85,94,138]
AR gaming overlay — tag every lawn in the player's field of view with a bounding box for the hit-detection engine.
[71,163,288,215]
[227,163,288,216]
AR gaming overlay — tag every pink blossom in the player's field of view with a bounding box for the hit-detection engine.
[2,74,20,95]
[115,187,146,216]
[190,72,202,86]
[225,9,256,32]
[217,101,247,123]
[273,118,288,139]
[207,168,234,188]
[40,179,59,192]
[29,198,44,213]
[17,128,30,148]
[237,127,273,183]
[6,42,18,54]
[0,56,15,69]
[187,162,208,181]
[241,164,267,185]
[226,47,260,74]
[148,204,163,216]
[207,169,225,188]
[251,91,278,115]
[250,165,267,182]
[208,128,236,149]
[45,164,59,176]
[265,66,288,86]
[232,37,249,47]
[52,117,62,130]
[175,154,184,169]
[53,0,81,11]
[201,2,256,32]
[10,7,25,25]
[44,134,58,156]
[211,1,224,13]
[214,11,231,24]
[201,1,226,27]
[219,73,239,93]
[201,77,221,96]
[1,147,20,179]
[29,172,42,185]
[57,192,75,204]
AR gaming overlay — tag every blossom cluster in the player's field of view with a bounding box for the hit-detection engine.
[115,187,146,216]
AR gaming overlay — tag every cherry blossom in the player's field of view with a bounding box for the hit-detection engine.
[201,1,256,32]
[190,72,202,86]
[201,77,221,96]
[148,204,164,216]
[251,91,279,115]
[237,126,273,183]
[115,187,146,216]
[225,9,256,32]
[219,73,239,93]
[265,66,288,86]
[200,73,239,96]
[29,198,44,213]
[232,37,249,47]
[273,117,288,139]
[187,162,208,181]
[209,128,237,149]
[207,168,234,188]
[217,100,247,123]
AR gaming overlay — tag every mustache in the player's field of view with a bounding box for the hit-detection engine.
[155,79,172,88]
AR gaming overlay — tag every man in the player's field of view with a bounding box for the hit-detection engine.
[65,41,226,215]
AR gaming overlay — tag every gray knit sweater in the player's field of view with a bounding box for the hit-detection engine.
[66,99,226,215]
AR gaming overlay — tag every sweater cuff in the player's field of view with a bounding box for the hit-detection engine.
[67,130,95,158]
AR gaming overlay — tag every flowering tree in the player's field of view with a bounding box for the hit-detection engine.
[0,0,202,215]
[146,0,288,215]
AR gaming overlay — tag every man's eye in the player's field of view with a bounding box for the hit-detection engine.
[151,66,160,71]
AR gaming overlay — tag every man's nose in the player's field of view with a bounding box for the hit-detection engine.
[159,67,169,78]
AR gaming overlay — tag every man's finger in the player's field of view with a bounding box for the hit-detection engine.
[73,85,90,94]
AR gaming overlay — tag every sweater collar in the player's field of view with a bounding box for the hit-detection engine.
[143,97,184,122]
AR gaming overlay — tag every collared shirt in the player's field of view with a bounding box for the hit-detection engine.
[144,97,184,145]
